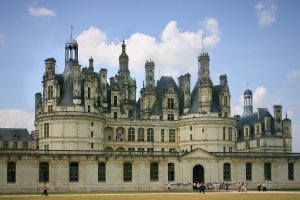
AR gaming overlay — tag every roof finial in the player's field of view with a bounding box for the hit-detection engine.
[71,25,73,38]
[247,82,249,89]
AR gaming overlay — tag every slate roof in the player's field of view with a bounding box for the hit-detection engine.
[189,79,223,113]
[0,128,34,140]
[151,76,179,115]
[237,108,276,139]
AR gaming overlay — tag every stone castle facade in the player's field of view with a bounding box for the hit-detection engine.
[0,35,298,192]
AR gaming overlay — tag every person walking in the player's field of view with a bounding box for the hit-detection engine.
[199,182,205,194]
[262,181,267,192]
[42,182,48,196]
[257,182,261,192]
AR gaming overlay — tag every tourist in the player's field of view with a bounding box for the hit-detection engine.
[257,182,261,192]
[262,181,267,192]
[42,182,48,196]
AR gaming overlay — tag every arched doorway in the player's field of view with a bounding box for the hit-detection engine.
[193,164,204,184]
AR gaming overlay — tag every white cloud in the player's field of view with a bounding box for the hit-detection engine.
[28,6,55,17]
[0,109,35,132]
[288,69,300,79]
[253,86,267,106]
[76,18,221,79]
[232,86,267,116]
[255,0,278,27]
[0,33,4,44]
[292,123,300,153]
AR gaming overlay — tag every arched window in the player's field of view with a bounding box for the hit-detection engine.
[123,163,132,182]
[264,163,272,180]
[98,162,106,182]
[223,163,231,181]
[69,162,79,182]
[168,163,175,182]
[39,162,49,182]
[7,162,16,183]
[128,127,135,141]
[138,128,144,141]
[147,128,154,142]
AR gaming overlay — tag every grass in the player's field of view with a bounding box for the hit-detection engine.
[0,192,300,200]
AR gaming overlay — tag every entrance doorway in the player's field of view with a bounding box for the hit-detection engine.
[193,164,204,184]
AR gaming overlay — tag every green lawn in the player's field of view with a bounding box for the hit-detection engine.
[0,192,300,200]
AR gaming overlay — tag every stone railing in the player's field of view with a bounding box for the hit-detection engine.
[0,149,184,157]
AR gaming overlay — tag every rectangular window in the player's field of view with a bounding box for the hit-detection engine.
[39,162,49,182]
[98,162,106,182]
[168,163,175,182]
[223,163,231,181]
[169,129,175,142]
[88,105,91,113]
[48,105,53,112]
[190,126,192,131]
[123,163,132,182]
[113,96,118,106]
[48,85,53,99]
[22,142,28,149]
[91,131,94,138]
[257,139,260,148]
[229,146,233,152]
[167,114,174,121]
[91,143,94,149]
[246,141,250,149]
[288,163,294,180]
[229,127,232,141]
[150,163,159,182]
[190,134,192,140]
[167,98,174,109]
[223,127,226,140]
[44,123,49,138]
[44,144,49,150]
[246,163,252,181]
[88,87,91,99]
[147,128,154,142]
[7,162,16,183]
[161,129,164,142]
[13,141,18,149]
[69,162,79,182]
[3,141,9,149]
[114,112,118,119]
[264,163,272,181]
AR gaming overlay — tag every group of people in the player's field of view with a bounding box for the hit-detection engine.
[193,182,206,193]
[257,181,267,192]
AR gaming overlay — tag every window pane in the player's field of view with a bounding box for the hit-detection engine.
[223,163,231,181]
[7,162,16,183]
[39,162,49,182]
[150,163,159,182]
[288,163,294,180]
[264,163,272,181]
[246,163,252,181]
[69,162,79,182]
[98,162,106,182]
[168,163,175,182]
[123,163,132,182]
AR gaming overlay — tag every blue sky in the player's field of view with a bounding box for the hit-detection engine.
[0,0,300,152]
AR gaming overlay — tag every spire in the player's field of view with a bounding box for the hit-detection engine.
[119,40,129,73]
[71,25,73,38]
